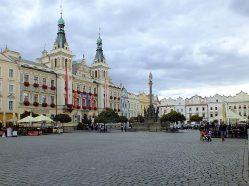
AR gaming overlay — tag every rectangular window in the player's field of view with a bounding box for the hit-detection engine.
[229,106,231,109]
[51,96,54,104]
[24,93,29,101]
[239,105,241,109]
[34,94,38,102]
[215,107,217,110]
[89,87,91,93]
[94,88,96,94]
[244,105,247,109]
[202,114,205,117]
[43,78,46,85]
[196,107,198,111]
[9,84,14,94]
[42,95,46,103]
[181,109,183,112]
[9,101,13,110]
[34,76,39,84]
[9,69,13,78]
[83,86,85,91]
[24,74,29,82]
[51,79,55,86]
[202,107,205,111]
[215,113,218,117]
[189,108,191,112]
[210,114,213,117]
[210,107,213,110]
[77,85,80,91]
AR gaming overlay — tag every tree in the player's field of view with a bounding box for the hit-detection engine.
[137,115,145,123]
[94,109,119,124]
[82,114,91,124]
[190,115,203,123]
[160,111,186,123]
[54,114,71,125]
[20,111,39,119]
[119,116,128,123]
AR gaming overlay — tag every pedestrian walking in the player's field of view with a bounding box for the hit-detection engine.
[121,124,124,132]
[219,123,227,141]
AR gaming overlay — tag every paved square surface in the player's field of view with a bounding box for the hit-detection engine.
[0,130,248,186]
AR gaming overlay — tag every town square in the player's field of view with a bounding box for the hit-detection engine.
[1,0,249,185]
[0,131,248,186]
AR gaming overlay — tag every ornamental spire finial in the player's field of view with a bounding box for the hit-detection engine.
[98,27,101,37]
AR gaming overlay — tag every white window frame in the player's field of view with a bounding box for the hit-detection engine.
[9,100,13,110]
[34,76,39,84]
[23,93,29,102]
[24,74,29,82]
[9,84,14,94]
[9,69,14,78]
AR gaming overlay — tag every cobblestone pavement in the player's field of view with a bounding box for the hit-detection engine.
[0,130,248,186]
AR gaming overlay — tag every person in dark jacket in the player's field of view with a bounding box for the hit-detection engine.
[219,123,227,141]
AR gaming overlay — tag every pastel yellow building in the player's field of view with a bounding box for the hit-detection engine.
[138,92,150,116]
[0,48,20,126]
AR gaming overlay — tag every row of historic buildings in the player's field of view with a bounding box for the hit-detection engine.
[160,91,249,124]
[1,11,248,126]
[0,12,153,126]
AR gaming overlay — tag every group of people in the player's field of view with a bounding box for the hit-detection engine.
[200,123,228,142]
[200,130,212,142]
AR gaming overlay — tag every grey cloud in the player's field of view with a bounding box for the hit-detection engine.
[1,0,249,98]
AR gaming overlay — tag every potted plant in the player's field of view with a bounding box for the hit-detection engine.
[33,102,39,107]
[50,103,55,108]
[42,85,47,89]
[24,82,30,87]
[77,90,81,94]
[51,86,56,90]
[33,83,39,88]
[77,105,80,109]
[24,101,30,106]
[42,103,48,107]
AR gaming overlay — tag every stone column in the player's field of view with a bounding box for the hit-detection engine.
[149,72,153,106]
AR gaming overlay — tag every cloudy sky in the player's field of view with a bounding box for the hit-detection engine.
[1,0,249,99]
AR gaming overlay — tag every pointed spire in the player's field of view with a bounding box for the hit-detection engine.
[94,30,105,63]
[55,4,67,49]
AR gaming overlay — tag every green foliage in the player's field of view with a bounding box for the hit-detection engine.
[128,115,144,123]
[160,111,186,123]
[94,109,119,124]
[20,111,39,119]
[137,115,145,123]
[82,114,91,124]
[54,114,72,124]
[119,116,128,123]
[129,117,135,123]
[190,114,203,122]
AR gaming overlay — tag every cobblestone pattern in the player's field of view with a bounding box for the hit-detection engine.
[0,130,248,186]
